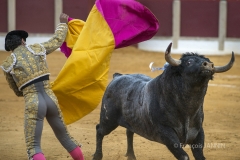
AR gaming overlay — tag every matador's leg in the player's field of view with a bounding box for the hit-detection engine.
[43,81,84,160]
[23,84,47,160]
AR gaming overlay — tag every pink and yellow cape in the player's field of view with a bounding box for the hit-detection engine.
[51,0,159,125]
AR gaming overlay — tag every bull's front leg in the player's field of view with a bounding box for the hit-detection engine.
[125,129,136,160]
[159,126,190,160]
[190,128,205,160]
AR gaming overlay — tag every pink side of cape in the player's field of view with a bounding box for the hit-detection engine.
[96,0,159,48]
[60,0,160,57]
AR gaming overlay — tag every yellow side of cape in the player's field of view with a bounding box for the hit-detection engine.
[51,5,115,125]
[65,19,85,49]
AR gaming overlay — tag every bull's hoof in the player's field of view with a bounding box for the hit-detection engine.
[127,157,137,160]
[92,153,103,160]
[92,157,102,160]
[195,157,206,160]
[125,153,136,160]
[178,155,189,160]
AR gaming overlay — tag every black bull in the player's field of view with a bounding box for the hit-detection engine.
[92,43,235,160]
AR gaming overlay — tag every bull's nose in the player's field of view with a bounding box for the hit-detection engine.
[202,61,214,69]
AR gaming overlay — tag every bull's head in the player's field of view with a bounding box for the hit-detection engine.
[165,43,235,73]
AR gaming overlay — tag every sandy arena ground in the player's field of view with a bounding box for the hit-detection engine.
[0,47,239,160]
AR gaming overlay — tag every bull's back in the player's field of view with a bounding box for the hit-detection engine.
[103,73,151,102]
[108,73,151,91]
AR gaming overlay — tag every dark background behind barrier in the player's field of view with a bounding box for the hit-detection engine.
[180,0,219,37]
[63,0,95,22]
[227,0,240,38]
[0,0,240,38]
[0,0,8,32]
[16,0,55,33]
[137,0,173,37]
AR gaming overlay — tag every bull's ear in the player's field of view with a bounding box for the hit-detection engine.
[165,43,181,66]
[214,52,235,73]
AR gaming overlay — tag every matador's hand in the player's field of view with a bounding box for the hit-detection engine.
[60,13,69,23]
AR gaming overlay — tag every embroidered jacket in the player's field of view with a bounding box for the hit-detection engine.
[0,23,68,96]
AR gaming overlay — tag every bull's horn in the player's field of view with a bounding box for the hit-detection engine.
[214,52,235,73]
[165,43,181,66]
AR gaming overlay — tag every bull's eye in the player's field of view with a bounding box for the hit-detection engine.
[187,59,194,66]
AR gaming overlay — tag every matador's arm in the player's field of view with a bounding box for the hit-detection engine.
[40,23,68,55]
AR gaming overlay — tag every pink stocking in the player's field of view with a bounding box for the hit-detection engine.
[69,146,84,160]
[32,153,46,160]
